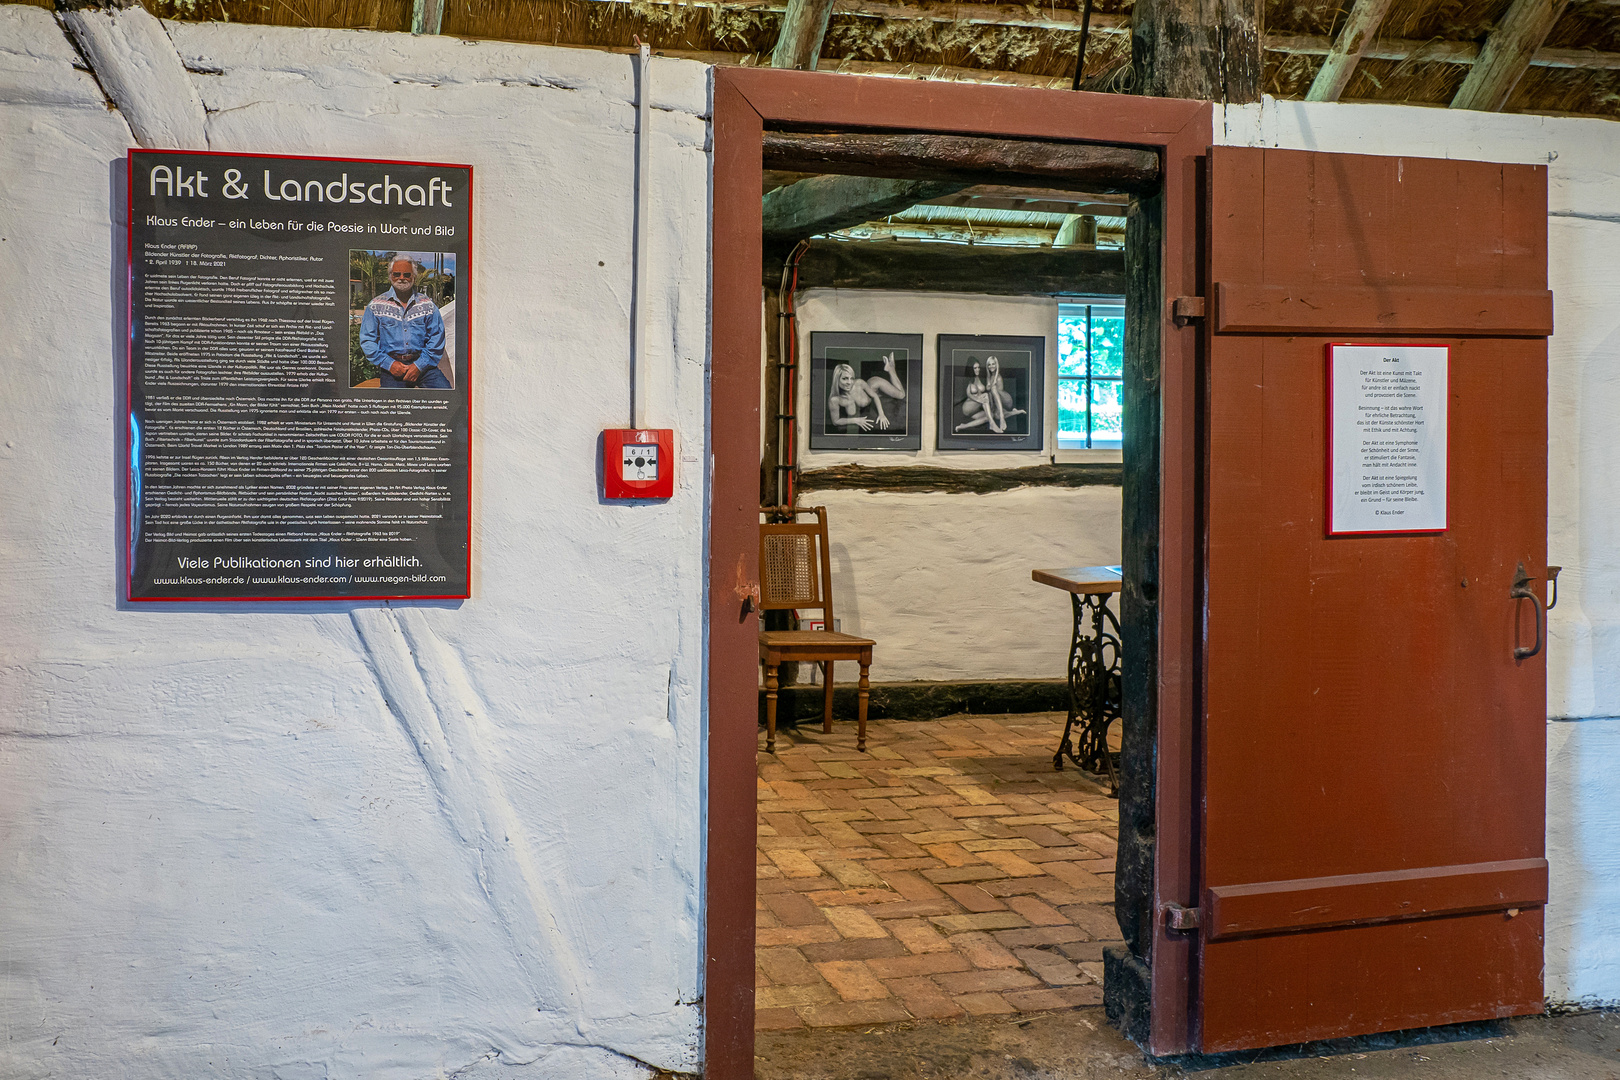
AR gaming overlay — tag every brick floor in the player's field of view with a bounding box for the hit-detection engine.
[755,711,1121,1031]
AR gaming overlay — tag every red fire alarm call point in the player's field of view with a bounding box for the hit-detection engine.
[602,428,675,500]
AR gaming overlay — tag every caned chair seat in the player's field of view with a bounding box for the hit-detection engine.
[758,630,875,656]
[757,506,875,753]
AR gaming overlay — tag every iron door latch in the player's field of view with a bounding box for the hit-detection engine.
[1164,903,1202,933]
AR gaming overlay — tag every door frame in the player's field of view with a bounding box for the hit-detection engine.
[705,67,1213,1073]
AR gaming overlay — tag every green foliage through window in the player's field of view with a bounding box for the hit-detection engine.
[1057,302,1125,448]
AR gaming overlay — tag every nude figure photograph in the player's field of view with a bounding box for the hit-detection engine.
[937,335,1044,451]
[809,334,924,450]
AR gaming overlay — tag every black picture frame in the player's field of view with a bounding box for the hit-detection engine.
[936,334,1045,451]
[808,332,924,451]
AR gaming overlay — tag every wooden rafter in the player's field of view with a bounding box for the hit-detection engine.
[1304,0,1395,102]
[770,0,836,68]
[762,176,967,241]
[411,0,444,33]
[1452,0,1573,111]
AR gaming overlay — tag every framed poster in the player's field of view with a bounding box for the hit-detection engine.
[126,149,473,600]
[936,334,1044,451]
[1327,342,1449,536]
[808,332,923,450]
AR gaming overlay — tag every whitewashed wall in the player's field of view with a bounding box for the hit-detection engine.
[0,9,708,1077]
[793,289,1123,682]
[1219,97,1620,1006]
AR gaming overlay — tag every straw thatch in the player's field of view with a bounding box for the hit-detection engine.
[131,0,1620,120]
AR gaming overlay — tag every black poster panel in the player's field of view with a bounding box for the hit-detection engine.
[126,150,472,600]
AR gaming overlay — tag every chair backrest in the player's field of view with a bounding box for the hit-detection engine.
[759,505,835,624]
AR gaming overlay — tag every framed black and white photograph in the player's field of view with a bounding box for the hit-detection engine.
[936,334,1045,451]
[808,332,924,450]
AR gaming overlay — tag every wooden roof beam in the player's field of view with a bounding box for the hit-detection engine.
[762,175,968,242]
[771,0,836,69]
[772,239,1128,294]
[762,131,1161,194]
[1304,0,1395,102]
[1451,0,1572,111]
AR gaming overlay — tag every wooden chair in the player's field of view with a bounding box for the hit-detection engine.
[758,505,875,754]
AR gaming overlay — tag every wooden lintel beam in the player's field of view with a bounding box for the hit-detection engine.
[762,175,968,242]
[1305,0,1396,102]
[762,132,1161,194]
[774,239,1128,295]
[771,0,836,69]
[1451,0,1572,111]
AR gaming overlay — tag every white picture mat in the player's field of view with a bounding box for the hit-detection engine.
[1329,343,1449,534]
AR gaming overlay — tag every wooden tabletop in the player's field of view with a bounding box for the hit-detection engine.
[1031,565,1123,595]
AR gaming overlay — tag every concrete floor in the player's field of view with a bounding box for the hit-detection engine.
[755,1007,1620,1079]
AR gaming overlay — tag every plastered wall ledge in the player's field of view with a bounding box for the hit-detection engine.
[167,23,711,121]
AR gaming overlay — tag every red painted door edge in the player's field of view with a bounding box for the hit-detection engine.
[705,67,1214,1073]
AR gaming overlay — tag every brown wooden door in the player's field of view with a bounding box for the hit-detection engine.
[1196,147,1552,1052]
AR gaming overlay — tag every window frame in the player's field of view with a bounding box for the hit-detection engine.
[1056,296,1125,451]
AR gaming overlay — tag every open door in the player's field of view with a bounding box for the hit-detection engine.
[1195,147,1551,1051]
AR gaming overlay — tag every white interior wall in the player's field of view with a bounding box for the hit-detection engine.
[0,11,709,1077]
[792,288,1123,682]
[1219,97,1620,1005]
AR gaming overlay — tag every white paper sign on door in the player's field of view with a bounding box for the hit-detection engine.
[1328,343,1449,535]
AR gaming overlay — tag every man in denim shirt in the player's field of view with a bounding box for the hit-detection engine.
[360,256,450,389]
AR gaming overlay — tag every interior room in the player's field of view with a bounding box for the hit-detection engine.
[751,150,1137,1042]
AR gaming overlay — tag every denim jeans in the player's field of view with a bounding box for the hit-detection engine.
[379,366,452,390]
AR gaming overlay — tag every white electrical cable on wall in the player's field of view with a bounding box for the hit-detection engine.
[630,42,651,429]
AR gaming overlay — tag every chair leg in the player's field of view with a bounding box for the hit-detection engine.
[856,661,870,753]
[822,661,834,733]
[765,662,779,755]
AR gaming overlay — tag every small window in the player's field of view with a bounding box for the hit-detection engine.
[1057,300,1125,449]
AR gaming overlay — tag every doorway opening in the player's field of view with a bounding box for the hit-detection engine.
[751,137,1140,1055]
[706,69,1212,1078]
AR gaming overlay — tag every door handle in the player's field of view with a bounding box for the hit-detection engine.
[1510,562,1545,661]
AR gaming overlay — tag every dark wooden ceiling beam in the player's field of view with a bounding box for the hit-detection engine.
[1304,0,1395,102]
[774,239,1128,294]
[762,175,969,242]
[762,131,1161,194]
[1131,0,1265,103]
[1451,0,1573,111]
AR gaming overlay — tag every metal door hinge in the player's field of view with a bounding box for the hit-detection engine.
[1172,296,1206,326]
[1164,903,1202,933]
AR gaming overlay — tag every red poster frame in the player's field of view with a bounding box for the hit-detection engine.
[125,148,474,602]
[1324,340,1451,539]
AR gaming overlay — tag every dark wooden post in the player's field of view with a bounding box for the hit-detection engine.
[1131,0,1264,102]
[1105,189,1163,1046]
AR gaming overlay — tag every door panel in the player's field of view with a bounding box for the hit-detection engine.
[1199,147,1549,1052]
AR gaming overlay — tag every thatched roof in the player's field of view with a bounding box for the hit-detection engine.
[42,0,1620,120]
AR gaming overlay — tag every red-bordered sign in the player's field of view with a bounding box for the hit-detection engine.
[1325,341,1450,537]
[126,149,473,601]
